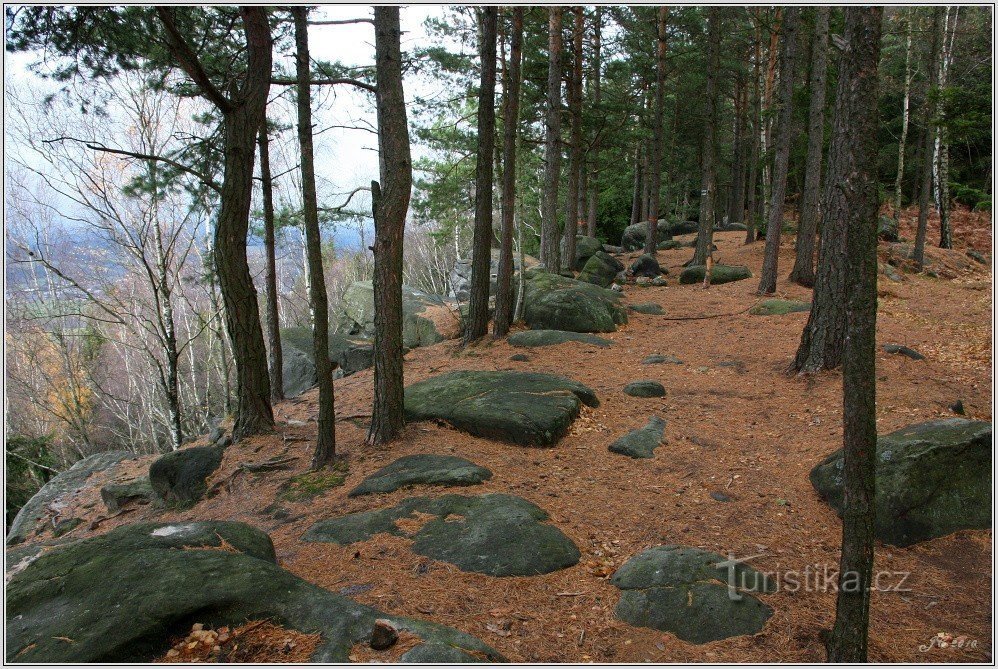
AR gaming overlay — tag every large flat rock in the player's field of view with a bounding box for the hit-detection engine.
[611,545,773,644]
[6,521,502,663]
[508,329,612,348]
[404,370,599,446]
[349,454,492,497]
[305,493,580,577]
[810,418,992,546]
[679,264,752,285]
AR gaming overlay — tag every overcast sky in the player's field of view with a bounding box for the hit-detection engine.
[4,5,464,247]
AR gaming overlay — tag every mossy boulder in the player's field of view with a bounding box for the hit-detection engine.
[810,418,992,546]
[621,221,668,251]
[609,417,667,459]
[749,299,811,316]
[508,329,612,348]
[6,521,502,663]
[629,254,663,278]
[523,270,627,333]
[349,454,492,497]
[148,445,224,507]
[611,545,774,644]
[629,303,665,315]
[642,354,683,365]
[335,280,460,349]
[623,380,666,398]
[679,264,752,285]
[7,450,134,546]
[305,493,580,577]
[657,239,683,250]
[574,235,604,270]
[281,326,374,397]
[100,476,156,512]
[577,251,626,288]
[404,370,598,446]
[878,215,899,242]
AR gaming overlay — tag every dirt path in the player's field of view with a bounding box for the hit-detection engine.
[35,229,992,663]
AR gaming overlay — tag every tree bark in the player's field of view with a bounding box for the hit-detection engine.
[893,10,914,224]
[630,144,643,227]
[937,8,958,249]
[913,7,942,270]
[493,7,523,339]
[465,6,498,342]
[826,7,883,662]
[292,8,336,468]
[728,63,747,226]
[790,6,856,375]
[257,121,284,401]
[746,9,763,243]
[692,8,721,266]
[644,7,668,255]
[561,7,584,270]
[586,7,602,238]
[367,6,412,445]
[758,7,799,294]
[540,7,563,273]
[790,7,829,287]
[172,7,275,440]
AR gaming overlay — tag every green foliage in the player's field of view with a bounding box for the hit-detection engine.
[279,464,348,502]
[6,435,58,529]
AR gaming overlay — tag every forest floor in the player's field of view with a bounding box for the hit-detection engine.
[30,207,993,663]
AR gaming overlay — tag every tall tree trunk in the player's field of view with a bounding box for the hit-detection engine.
[790,6,858,375]
[826,7,883,662]
[728,64,746,226]
[184,7,274,440]
[258,121,284,401]
[292,8,335,468]
[540,7,563,273]
[937,8,958,249]
[465,6,498,342]
[790,7,829,287]
[761,8,781,227]
[644,7,668,255]
[561,7,584,270]
[692,8,721,266]
[758,7,799,294]
[494,7,523,339]
[746,10,763,243]
[630,145,643,226]
[893,10,914,224]
[586,7,602,238]
[368,6,412,445]
[912,7,942,271]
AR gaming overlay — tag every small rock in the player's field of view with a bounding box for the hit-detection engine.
[370,619,399,650]
[950,400,966,415]
[710,491,732,503]
[216,435,233,449]
[510,353,530,362]
[651,276,667,287]
[208,426,224,444]
[635,276,652,286]
[611,283,624,292]
[629,254,662,279]
[629,303,664,315]
[883,343,925,360]
[623,380,666,398]
[642,354,683,365]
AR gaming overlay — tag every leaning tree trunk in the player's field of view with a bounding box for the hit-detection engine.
[826,7,883,662]
[368,6,412,445]
[493,7,523,339]
[258,121,284,401]
[692,8,721,266]
[644,7,668,255]
[790,7,829,288]
[758,6,799,295]
[561,7,584,270]
[912,7,942,271]
[292,7,336,468]
[586,7,602,238]
[465,6,498,342]
[540,7,563,273]
[202,8,275,440]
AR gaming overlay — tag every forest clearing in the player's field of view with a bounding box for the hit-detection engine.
[4,4,993,665]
